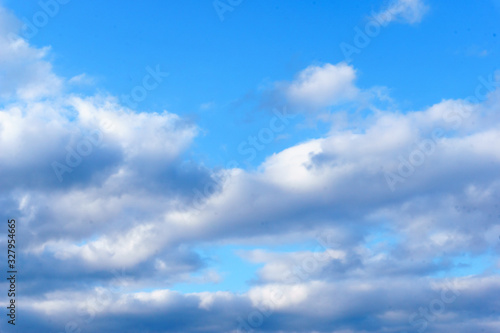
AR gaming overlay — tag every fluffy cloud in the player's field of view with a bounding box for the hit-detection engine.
[5,80,500,332]
[17,275,500,332]
[0,4,499,333]
[0,7,62,100]
[282,62,359,110]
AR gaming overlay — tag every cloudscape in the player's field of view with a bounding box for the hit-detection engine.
[0,0,500,332]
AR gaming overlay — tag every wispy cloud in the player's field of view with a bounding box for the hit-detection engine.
[374,0,429,25]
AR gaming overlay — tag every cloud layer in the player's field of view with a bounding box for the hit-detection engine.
[0,3,499,333]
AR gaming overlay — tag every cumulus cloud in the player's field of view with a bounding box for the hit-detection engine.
[9,81,500,331]
[267,62,387,114]
[0,7,62,100]
[17,275,500,332]
[1,4,499,332]
[282,62,359,110]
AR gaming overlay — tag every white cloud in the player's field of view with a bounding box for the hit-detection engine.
[21,275,500,332]
[199,101,215,110]
[1,4,500,332]
[282,62,359,110]
[374,0,429,25]
[0,7,62,100]
[68,73,95,86]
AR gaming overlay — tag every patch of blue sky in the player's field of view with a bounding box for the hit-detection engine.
[5,0,499,172]
[431,250,497,278]
[171,240,330,293]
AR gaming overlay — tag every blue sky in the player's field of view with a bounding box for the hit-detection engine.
[5,0,500,169]
[1,0,500,332]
